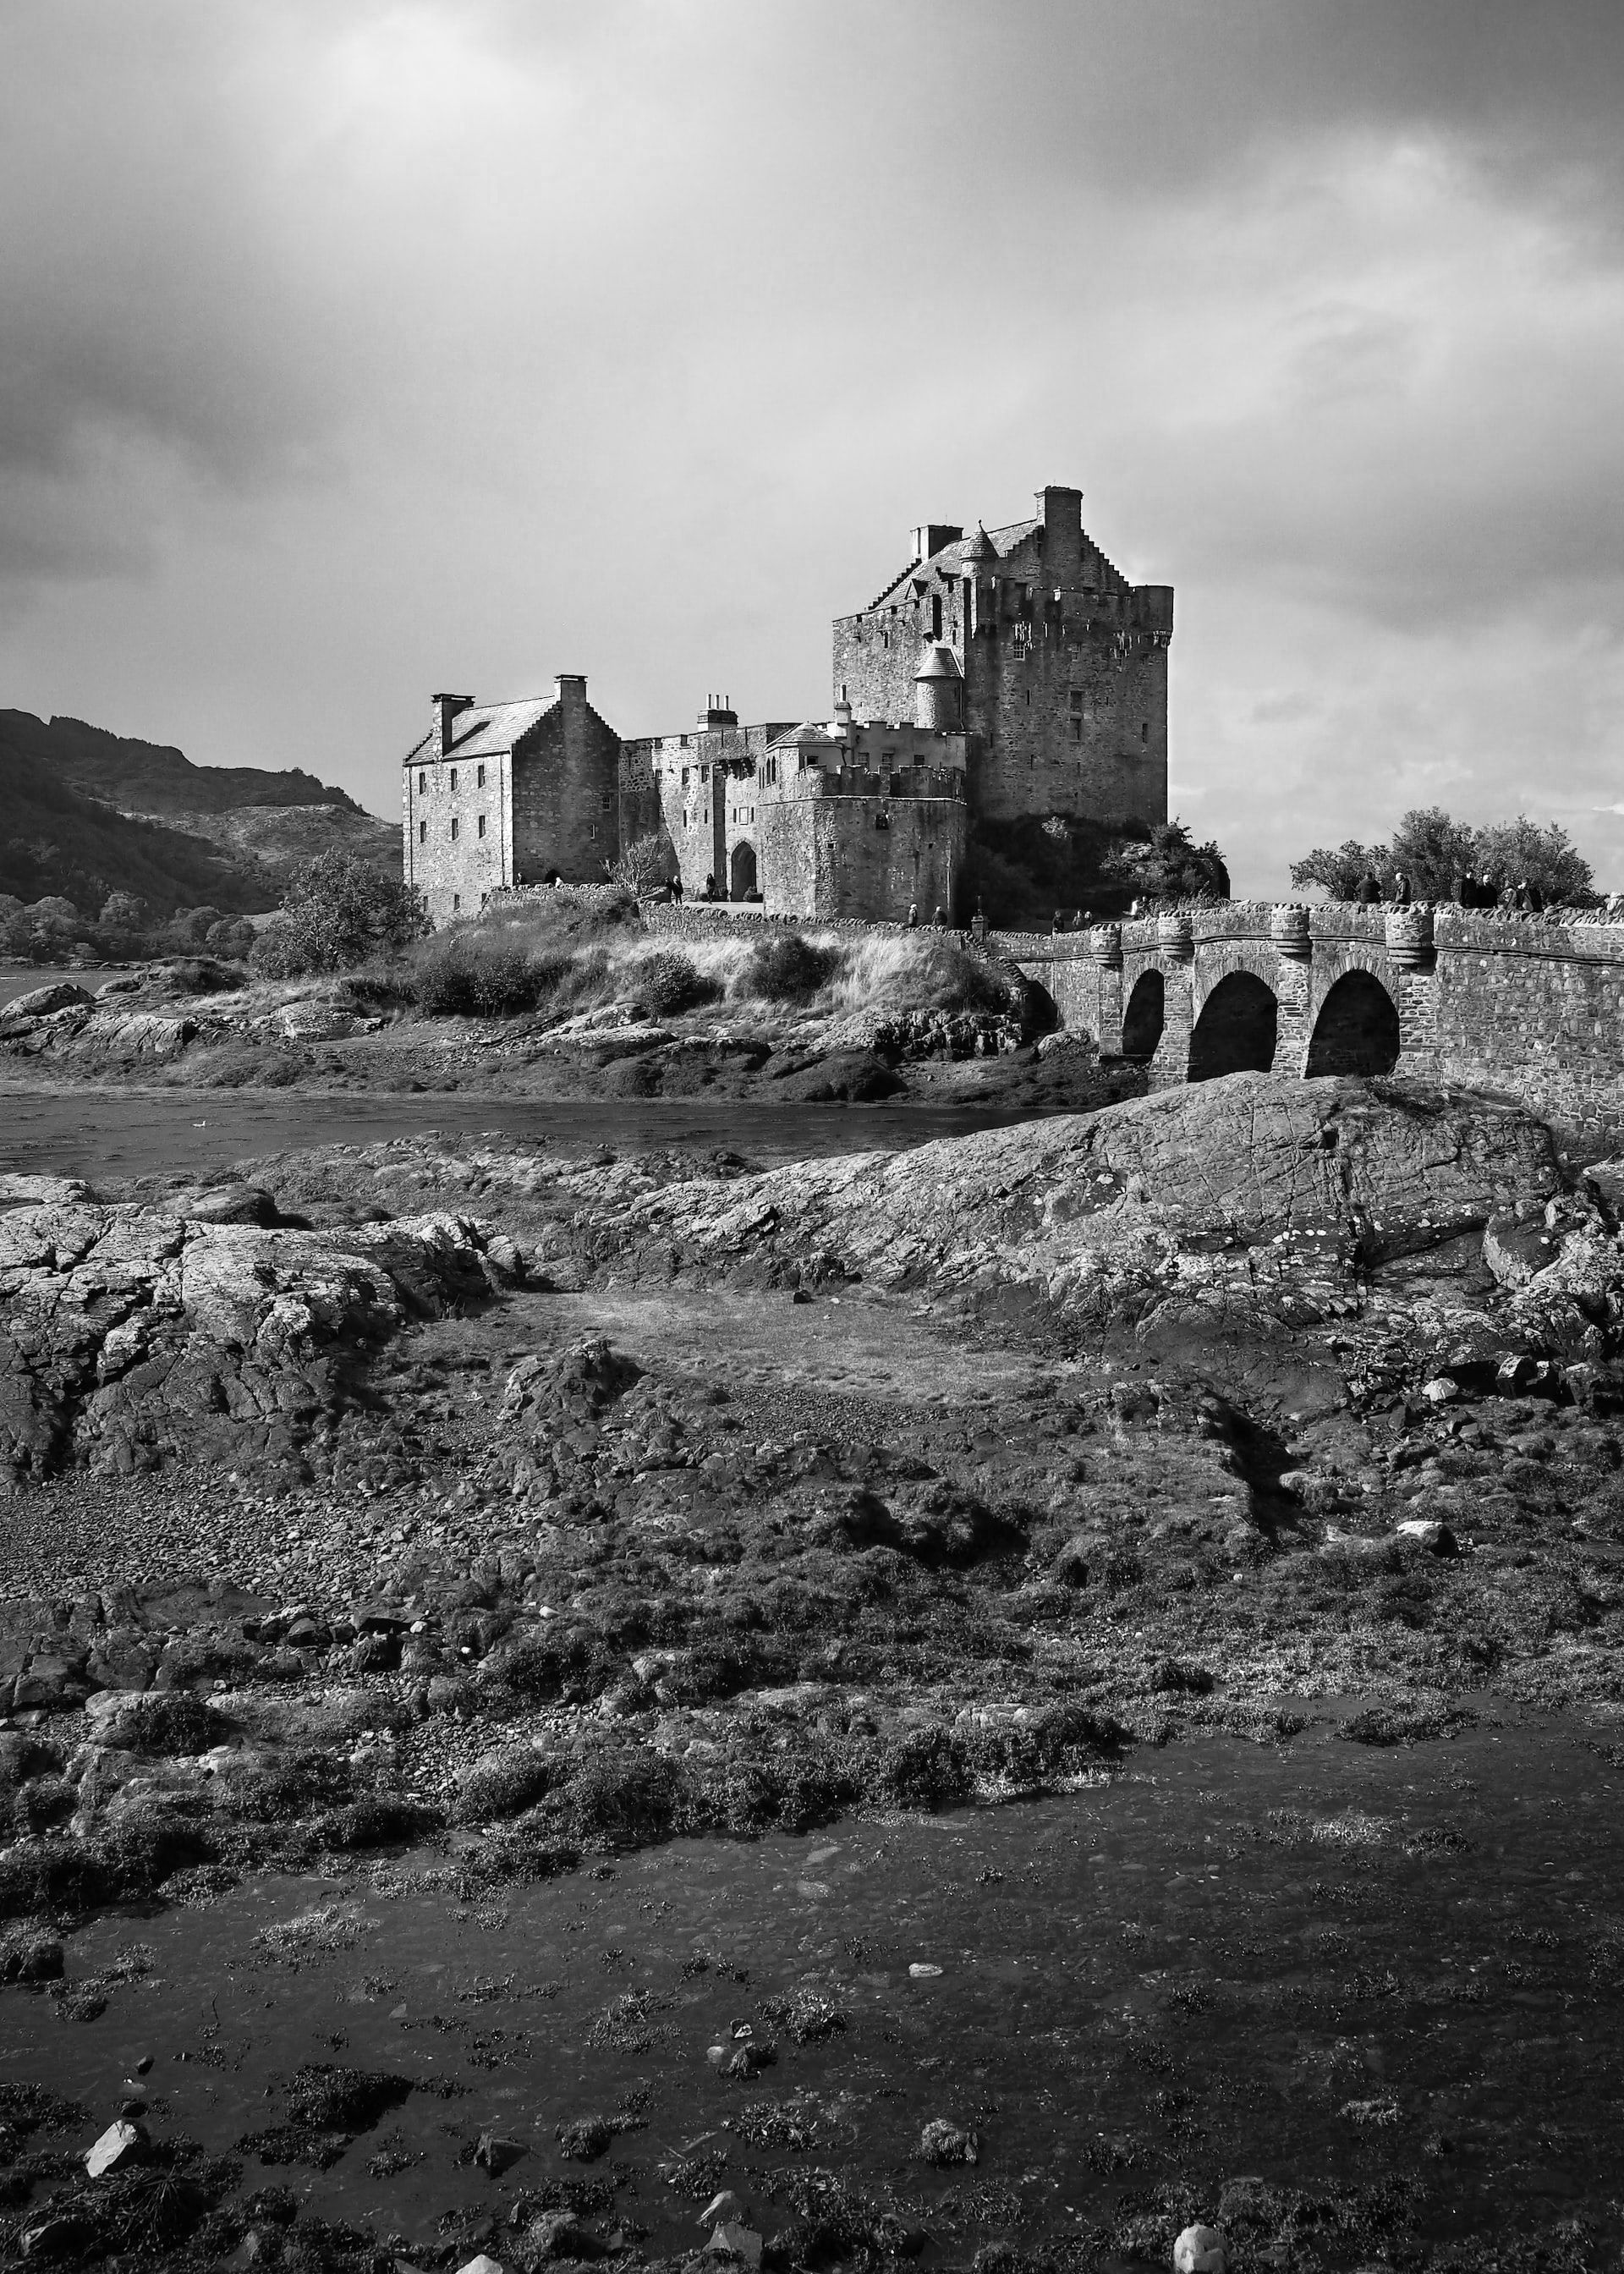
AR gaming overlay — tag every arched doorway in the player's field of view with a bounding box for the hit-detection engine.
[1306,969,1400,1078]
[1188,971,1278,1082]
[1122,969,1165,1062]
[729,840,758,901]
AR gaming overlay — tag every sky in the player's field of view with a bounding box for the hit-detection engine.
[4,0,1624,897]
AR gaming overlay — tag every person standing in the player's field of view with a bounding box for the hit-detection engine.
[1391,870,1413,907]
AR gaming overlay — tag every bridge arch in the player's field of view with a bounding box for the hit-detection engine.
[1305,968,1400,1078]
[1122,969,1165,1062]
[1188,969,1278,1081]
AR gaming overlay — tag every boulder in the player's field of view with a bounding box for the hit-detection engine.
[8,982,94,1019]
[1174,2227,1226,2274]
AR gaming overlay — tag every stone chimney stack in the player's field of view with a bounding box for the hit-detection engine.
[434,693,473,755]
[1036,486,1083,583]
[911,523,963,563]
[554,673,587,711]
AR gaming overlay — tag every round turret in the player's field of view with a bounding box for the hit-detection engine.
[914,642,963,730]
[959,522,994,566]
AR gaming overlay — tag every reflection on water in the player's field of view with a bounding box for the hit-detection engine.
[5,1714,1621,2260]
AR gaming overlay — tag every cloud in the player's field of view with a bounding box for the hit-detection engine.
[2,0,1624,902]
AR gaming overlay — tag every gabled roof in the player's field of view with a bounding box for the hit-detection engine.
[860,516,1042,611]
[404,696,557,765]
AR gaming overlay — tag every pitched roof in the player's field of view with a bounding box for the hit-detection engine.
[403,696,557,765]
[860,516,1042,611]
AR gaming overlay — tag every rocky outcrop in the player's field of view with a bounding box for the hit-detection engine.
[583,1074,1561,1335]
[0,1180,516,1485]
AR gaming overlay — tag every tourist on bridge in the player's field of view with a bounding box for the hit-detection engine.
[1354,870,1381,904]
[1391,870,1413,907]
[906,903,919,927]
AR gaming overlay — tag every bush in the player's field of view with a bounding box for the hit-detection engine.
[745,934,842,1002]
[637,950,720,1016]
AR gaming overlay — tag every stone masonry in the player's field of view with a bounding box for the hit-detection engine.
[831,485,1171,828]
[403,677,621,926]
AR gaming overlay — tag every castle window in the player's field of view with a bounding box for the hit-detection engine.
[601,792,612,812]
[449,768,458,791]
[1024,689,1032,707]
[418,819,427,843]
[418,771,426,794]
[1071,718,1083,743]
[701,765,710,783]
[1069,689,1084,712]
[931,596,942,639]
[451,816,459,839]
[477,763,486,788]
[477,814,486,838]
[1141,721,1149,743]
[682,766,689,787]
[453,893,461,911]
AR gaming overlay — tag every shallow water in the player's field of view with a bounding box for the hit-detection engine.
[8,1711,1623,2260]
[0,1086,1034,1184]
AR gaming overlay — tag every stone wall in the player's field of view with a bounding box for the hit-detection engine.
[510,679,622,890]
[995,903,1624,1144]
[404,748,512,924]
[755,789,966,922]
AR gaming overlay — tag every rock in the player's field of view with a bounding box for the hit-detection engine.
[1484,1211,1562,1288]
[581,1074,1561,1334]
[0,1196,503,1485]
[456,2257,505,2274]
[85,2117,147,2177]
[0,1923,64,1982]
[1418,1377,1458,1406]
[1173,2226,1227,2274]
[167,1184,279,1228]
[8,982,94,1019]
[919,2117,978,2165]
[474,2128,524,2173]
[19,2214,96,2260]
[1396,1517,1455,1553]
[523,2211,606,2260]
[704,2222,764,2270]
[699,2193,747,2228]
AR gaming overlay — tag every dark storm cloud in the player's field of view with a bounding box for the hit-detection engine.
[2,0,1622,893]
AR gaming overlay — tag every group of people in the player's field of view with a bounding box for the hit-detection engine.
[903,904,952,927]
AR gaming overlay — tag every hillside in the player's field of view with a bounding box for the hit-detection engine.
[0,709,398,916]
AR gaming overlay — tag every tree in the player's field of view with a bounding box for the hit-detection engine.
[99,890,148,933]
[1386,808,1481,900]
[1291,809,1595,905]
[250,849,427,975]
[606,831,675,898]
[1474,816,1593,904]
[1106,818,1230,904]
[1290,839,1387,900]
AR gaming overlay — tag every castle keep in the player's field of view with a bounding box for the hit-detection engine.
[832,485,1171,829]
[403,481,1171,925]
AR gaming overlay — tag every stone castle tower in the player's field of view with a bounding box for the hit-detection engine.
[830,484,1172,829]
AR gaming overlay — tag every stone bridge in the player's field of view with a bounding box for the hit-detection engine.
[993,903,1624,1145]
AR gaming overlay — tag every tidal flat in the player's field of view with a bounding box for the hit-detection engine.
[3,1070,1623,2270]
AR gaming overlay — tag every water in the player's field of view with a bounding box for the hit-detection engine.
[7,1712,1621,2260]
[0,1088,1034,1184]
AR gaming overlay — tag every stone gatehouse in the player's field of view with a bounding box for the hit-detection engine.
[403,676,621,926]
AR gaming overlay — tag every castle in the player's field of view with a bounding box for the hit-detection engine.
[403,484,1171,926]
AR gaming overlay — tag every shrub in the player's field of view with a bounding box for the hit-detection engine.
[636,949,719,1016]
[746,933,842,1001]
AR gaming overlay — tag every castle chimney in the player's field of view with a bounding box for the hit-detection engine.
[1035,486,1083,582]
[911,523,963,564]
[554,673,588,712]
[434,693,473,755]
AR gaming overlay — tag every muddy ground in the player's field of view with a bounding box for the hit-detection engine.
[3,1072,1624,2270]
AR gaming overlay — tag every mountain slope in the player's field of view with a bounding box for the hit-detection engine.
[0,710,398,915]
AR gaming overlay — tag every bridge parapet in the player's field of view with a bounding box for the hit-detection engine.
[993,902,1624,1139]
